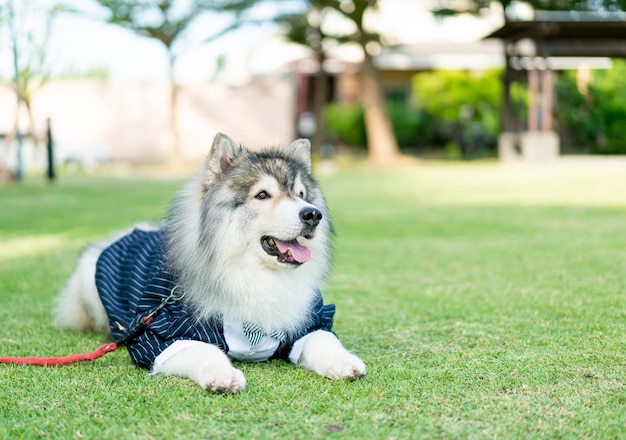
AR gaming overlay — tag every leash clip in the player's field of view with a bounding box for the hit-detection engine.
[118,286,185,346]
[145,285,185,322]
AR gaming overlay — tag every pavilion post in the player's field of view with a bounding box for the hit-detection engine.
[528,67,539,132]
[541,67,554,131]
[502,41,514,132]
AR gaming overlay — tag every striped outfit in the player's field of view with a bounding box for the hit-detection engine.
[94,229,335,369]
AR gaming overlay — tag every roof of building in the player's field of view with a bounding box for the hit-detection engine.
[485,11,626,57]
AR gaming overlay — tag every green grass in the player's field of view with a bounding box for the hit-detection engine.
[1,163,625,439]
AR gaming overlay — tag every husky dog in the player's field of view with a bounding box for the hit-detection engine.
[55,133,365,393]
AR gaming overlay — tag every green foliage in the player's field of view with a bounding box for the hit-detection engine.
[412,69,502,153]
[386,101,425,147]
[445,141,463,159]
[1,166,626,438]
[554,71,600,152]
[413,69,501,132]
[592,59,626,153]
[555,60,626,154]
[324,103,367,147]
[324,102,428,149]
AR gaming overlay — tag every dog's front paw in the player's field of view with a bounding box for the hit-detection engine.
[199,365,246,394]
[152,341,247,393]
[323,352,366,381]
[297,330,366,381]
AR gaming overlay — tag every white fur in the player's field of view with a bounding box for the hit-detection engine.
[54,134,365,393]
[295,330,366,380]
[153,341,246,393]
[167,158,332,335]
[54,245,107,332]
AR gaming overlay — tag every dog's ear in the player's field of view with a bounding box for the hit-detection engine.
[205,133,242,183]
[289,139,312,173]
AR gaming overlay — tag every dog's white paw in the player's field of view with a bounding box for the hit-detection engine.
[296,330,366,381]
[321,352,366,381]
[199,364,246,394]
[152,341,246,393]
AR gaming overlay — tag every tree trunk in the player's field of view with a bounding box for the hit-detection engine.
[24,98,42,170]
[168,50,183,166]
[360,51,401,166]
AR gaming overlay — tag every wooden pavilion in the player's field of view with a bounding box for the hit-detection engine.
[485,11,626,160]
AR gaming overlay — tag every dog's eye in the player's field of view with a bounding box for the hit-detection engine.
[298,191,305,199]
[255,191,270,200]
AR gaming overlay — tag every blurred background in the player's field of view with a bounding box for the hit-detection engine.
[1,0,626,179]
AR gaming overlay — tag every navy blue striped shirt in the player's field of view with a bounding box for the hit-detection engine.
[94,229,335,369]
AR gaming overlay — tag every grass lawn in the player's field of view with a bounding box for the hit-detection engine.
[1,162,625,439]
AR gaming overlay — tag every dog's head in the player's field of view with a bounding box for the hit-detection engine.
[200,133,333,271]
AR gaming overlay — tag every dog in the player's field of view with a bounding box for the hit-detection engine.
[54,133,365,393]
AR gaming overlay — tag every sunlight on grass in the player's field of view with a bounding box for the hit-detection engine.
[0,235,73,262]
[391,164,626,207]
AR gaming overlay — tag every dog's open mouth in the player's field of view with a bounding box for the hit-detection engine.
[261,236,311,265]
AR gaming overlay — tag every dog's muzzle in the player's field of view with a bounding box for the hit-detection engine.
[260,207,322,266]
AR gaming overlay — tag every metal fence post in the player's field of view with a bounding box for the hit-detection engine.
[46,118,55,181]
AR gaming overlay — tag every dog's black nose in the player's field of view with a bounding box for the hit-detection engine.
[300,207,322,227]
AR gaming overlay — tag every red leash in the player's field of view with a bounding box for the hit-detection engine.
[0,287,182,367]
[0,343,119,366]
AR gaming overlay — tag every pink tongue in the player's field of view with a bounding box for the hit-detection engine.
[275,239,311,263]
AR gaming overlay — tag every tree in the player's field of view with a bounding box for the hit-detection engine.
[280,0,401,166]
[0,0,67,174]
[277,6,330,155]
[88,0,261,162]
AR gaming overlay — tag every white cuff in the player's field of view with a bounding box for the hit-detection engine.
[151,340,206,374]
[288,332,316,365]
